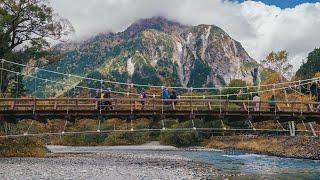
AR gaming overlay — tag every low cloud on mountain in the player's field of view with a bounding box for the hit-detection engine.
[50,0,320,71]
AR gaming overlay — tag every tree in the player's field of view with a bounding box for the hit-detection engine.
[261,50,293,82]
[295,48,320,80]
[221,79,247,100]
[0,0,74,93]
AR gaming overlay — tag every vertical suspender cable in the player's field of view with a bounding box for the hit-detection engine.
[299,80,303,115]
[161,86,164,114]
[247,87,250,115]
[44,79,48,98]
[273,84,276,116]
[16,72,19,98]
[100,79,103,114]
[190,87,193,114]
[316,80,320,111]
[34,68,37,95]
[219,88,222,115]
[97,118,101,132]
[0,59,3,96]
[66,75,70,115]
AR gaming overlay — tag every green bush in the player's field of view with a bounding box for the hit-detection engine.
[59,134,107,146]
[160,130,199,147]
[104,131,149,145]
[0,137,48,157]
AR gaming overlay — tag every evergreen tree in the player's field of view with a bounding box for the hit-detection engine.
[296,48,320,79]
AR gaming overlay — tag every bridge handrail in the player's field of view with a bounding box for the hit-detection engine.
[0,98,319,104]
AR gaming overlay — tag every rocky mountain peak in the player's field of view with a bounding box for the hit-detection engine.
[122,17,187,38]
[26,17,260,97]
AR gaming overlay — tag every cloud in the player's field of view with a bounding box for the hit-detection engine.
[50,0,320,71]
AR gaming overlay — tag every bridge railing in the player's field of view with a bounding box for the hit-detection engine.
[0,98,319,113]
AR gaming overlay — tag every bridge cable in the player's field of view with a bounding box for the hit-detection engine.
[161,86,164,115]
[0,67,141,97]
[190,87,194,115]
[3,126,320,138]
[0,59,3,95]
[62,120,68,135]
[4,122,8,138]
[247,88,250,115]
[0,66,317,99]
[272,84,276,117]
[67,81,70,115]
[299,81,303,116]
[219,87,222,115]
[3,58,320,91]
[24,120,34,136]
[100,80,103,114]
[220,119,226,130]
[97,118,101,132]
[15,72,19,98]
[161,120,165,130]
[44,79,48,98]
[316,80,320,111]
[191,119,196,130]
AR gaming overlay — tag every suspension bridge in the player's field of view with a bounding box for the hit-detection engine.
[0,59,320,138]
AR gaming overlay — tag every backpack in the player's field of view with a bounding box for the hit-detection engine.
[140,92,146,99]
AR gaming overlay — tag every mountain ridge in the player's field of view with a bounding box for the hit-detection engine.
[25,17,260,97]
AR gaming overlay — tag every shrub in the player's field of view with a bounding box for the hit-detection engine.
[160,130,199,147]
[0,137,47,157]
[104,131,149,145]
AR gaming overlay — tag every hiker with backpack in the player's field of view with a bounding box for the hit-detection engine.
[140,88,147,110]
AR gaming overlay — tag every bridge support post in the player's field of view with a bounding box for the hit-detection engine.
[288,121,295,136]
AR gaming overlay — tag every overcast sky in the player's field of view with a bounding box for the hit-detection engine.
[50,0,320,71]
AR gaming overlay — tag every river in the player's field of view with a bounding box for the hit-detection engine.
[0,142,319,179]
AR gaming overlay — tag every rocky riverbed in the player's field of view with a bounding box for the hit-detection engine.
[0,142,247,179]
[1,141,319,179]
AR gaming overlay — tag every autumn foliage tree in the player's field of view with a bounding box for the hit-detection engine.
[261,50,293,83]
[0,0,74,93]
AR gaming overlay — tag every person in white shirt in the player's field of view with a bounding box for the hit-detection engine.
[253,94,261,111]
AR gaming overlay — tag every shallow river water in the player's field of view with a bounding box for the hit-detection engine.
[0,143,319,179]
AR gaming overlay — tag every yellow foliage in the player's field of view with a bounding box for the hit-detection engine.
[314,72,320,78]
[261,73,282,85]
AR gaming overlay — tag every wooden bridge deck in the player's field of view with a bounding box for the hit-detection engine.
[1,98,320,122]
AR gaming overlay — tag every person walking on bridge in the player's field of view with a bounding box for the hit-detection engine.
[268,95,276,112]
[253,94,260,111]
[139,88,147,110]
[95,89,102,110]
[170,90,177,108]
[103,88,113,111]
[162,87,170,105]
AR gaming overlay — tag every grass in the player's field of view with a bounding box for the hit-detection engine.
[203,136,320,159]
[0,137,48,157]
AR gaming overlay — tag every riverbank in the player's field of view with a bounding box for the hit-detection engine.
[0,142,249,179]
[203,136,320,160]
[1,142,320,179]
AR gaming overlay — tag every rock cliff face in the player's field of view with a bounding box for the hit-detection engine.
[26,17,259,97]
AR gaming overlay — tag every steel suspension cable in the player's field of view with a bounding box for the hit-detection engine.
[2,58,320,91]
[0,66,317,100]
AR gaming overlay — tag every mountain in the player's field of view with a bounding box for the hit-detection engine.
[24,17,259,97]
[295,48,320,79]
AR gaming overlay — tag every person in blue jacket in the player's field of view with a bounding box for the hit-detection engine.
[162,87,170,105]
